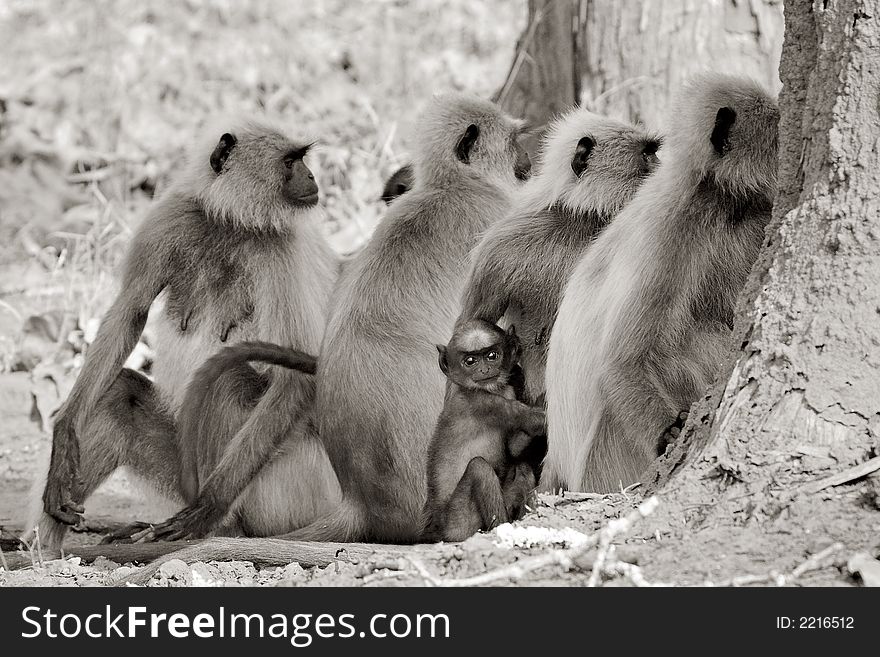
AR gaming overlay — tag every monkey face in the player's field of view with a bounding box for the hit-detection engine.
[438,320,520,391]
[458,343,506,384]
[639,139,661,176]
[281,148,320,207]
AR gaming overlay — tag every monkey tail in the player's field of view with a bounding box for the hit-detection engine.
[115,503,370,586]
[198,340,318,379]
[178,341,319,499]
[181,340,317,425]
[277,500,363,542]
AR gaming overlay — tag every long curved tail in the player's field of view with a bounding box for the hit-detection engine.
[177,340,320,499]
[198,340,318,382]
[181,340,318,425]
[116,502,369,585]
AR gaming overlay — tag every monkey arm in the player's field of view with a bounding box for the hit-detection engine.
[44,227,169,524]
[145,369,314,540]
[473,394,546,437]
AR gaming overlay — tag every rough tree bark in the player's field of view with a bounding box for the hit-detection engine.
[578,0,783,126]
[499,0,783,131]
[495,0,580,152]
[647,0,880,520]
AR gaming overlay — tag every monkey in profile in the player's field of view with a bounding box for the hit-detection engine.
[127,94,531,566]
[423,320,547,542]
[380,164,414,204]
[458,108,661,404]
[545,74,779,492]
[26,118,341,549]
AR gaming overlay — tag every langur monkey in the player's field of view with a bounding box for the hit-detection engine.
[545,74,779,492]
[423,320,546,542]
[27,118,341,549]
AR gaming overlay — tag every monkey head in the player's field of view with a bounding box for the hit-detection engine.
[530,108,662,219]
[437,320,520,393]
[667,73,779,202]
[412,93,530,191]
[189,117,321,233]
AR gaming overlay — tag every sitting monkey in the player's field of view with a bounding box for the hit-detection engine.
[422,320,547,542]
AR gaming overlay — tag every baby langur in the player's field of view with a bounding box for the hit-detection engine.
[423,320,547,542]
[380,164,414,204]
[458,108,661,404]
[545,74,779,492]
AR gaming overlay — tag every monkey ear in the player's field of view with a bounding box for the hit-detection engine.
[436,345,450,375]
[455,124,480,164]
[571,136,594,177]
[710,107,737,156]
[210,133,238,174]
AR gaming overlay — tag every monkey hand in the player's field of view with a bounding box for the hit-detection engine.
[520,404,547,436]
[132,503,220,542]
[43,416,86,525]
[659,411,689,453]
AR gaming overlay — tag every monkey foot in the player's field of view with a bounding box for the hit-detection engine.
[124,504,217,543]
[43,421,87,524]
[100,521,154,544]
[42,476,86,525]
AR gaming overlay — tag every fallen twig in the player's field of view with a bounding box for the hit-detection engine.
[606,559,670,587]
[800,456,880,495]
[705,542,844,587]
[409,496,659,587]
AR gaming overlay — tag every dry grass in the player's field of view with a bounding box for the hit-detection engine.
[0,0,523,333]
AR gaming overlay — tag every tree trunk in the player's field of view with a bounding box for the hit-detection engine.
[648,0,880,519]
[578,0,783,127]
[498,0,783,131]
[495,0,580,151]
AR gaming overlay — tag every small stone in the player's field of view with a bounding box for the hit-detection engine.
[91,556,121,571]
[156,559,191,585]
[280,562,305,580]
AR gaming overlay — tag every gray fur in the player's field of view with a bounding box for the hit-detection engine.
[25,117,339,549]
[545,74,779,492]
[124,93,528,567]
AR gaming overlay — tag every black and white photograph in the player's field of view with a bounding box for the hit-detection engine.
[0,0,878,615]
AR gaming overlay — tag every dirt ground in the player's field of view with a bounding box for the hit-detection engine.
[2,352,878,587]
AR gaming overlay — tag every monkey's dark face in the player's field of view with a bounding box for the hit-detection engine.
[639,139,661,176]
[281,147,320,207]
[437,322,520,392]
